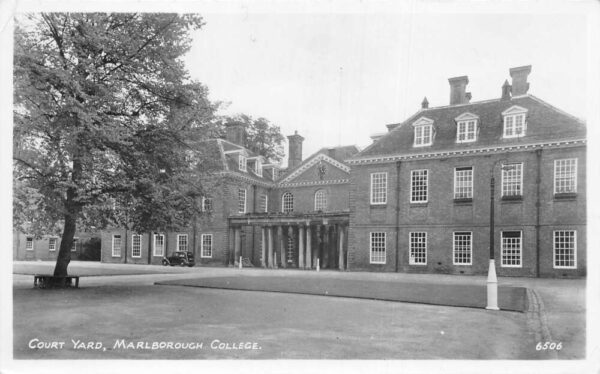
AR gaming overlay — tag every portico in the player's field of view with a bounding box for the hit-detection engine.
[228,212,349,270]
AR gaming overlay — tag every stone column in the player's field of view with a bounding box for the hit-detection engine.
[338,225,345,271]
[267,226,274,269]
[298,225,305,269]
[260,227,266,268]
[288,226,294,267]
[278,226,286,269]
[322,225,329,269]
[305,224,312,269]
[234,227,241,266]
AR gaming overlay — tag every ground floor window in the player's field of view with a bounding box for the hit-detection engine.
[201,234,213,258]
[48,238,57,251]
[153,234,165,256]
[501,231,522,267]
[26,237,33,251]
[453,232,472,265]
[71,238,78,252]
[370,232,386,264]
[554,230,576,269]
[409,232,427,265]
[112,235,122,257]
[132,234,142,258]
[177,234,188,252]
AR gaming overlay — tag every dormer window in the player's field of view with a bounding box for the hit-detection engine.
[238,154,247,172]
[455,113,479,143]
[502,106,528,138]
[412,117,434,147]
[255,159,262,177]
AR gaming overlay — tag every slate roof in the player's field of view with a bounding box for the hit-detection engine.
[355,95,586,159]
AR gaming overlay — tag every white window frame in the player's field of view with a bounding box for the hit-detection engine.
[201,234,213,258]
[370,172,388,205]
[112,234,122,257]
[71,237,79,252]
[409,232,427,265]
[177,234,188,252]
[202,196,213,212]
[454,167,473,199]
[260,194,268,213]
[314,189,327,211]
[48,237,57,251]
[502,106,528,138]
[456,120,477,143]
[238,154,247,172]
[553,230,577,269]
[410,169,428,203]
[153,234,165,257]
[370,232,386,264]
[553,158,578,194]
[255,159,262,177]
[282,192,294,213]
[26,237,33,251]
[414,124,433,147]
[501,163,523,197]
[501,231,522,268]
[453,231,472,265]
[238,188,247,214]
[132,234,142,258]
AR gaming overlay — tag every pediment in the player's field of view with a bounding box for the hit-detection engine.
[412,117,434,127]
[454,112,479,122]
[280,153,350,184]
[502,105,528,116]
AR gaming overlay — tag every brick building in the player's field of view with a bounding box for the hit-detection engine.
[13,230,100,261]
[346,65,586,277]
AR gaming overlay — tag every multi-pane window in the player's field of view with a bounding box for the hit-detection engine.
[370,232,386,264]
[554,230,577,269]
[71,238,78,252]
[454,167,473,199]
[260,194,268,213]
[201,234,213,258]
[501,231,522,267]
[202,197,213,212]
[554,159,577,194]
[238,188,246,213]
[314,189,327,211]
[457,120,477,142]
[177,234,188,252]
[255,160,262,177]
[409,232,427,265]
[502,163,523,197]
[112,235,121,257]
[414,125,433,146]
[26,237,33,251]
[132,234,142,258]
[282,192,294,213]
[238,154,247,172]
[370,172,387,204]
[410,169,428,203]
[453,232,472,265]
[48,238,57,251]
[153,234,165,256]
[503,114,526,138]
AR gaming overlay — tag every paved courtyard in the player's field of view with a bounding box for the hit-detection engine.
[11,261,586,360]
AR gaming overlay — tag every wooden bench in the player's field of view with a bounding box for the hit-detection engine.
[34,274,80,289]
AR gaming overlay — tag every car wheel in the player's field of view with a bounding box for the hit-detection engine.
[162,259,169,266]
[180,261,187,267]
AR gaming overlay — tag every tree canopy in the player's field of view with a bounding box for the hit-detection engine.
[217,114,285,162]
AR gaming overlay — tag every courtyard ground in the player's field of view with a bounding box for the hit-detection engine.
[11,261,586,360]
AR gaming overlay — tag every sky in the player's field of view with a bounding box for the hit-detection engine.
[184,11,589,165]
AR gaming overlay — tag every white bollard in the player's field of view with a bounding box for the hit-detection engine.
[316,258,320,272]
[239,256,243,270]
[486,259,500,310]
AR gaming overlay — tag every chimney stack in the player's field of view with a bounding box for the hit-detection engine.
[448,76,470,105]
[509,65,532,96]
[225,122,246,146]
[501,79,512,100]
[287,131,304,169]
[421,97,429,109]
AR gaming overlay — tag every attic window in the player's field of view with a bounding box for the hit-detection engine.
[455,113,479,143]
[412,117,434,147]
[238,155,247,172]
[255,159,262,177]
[502,106,528,138]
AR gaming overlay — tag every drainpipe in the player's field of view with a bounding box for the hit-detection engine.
[395,161,402,272]
[251,184,257,261]
[535,149,542,277]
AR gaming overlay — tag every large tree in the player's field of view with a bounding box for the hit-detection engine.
[13,13,217,277]
[217,114,285,162]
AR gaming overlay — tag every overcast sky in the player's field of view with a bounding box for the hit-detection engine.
[184,11,588,164]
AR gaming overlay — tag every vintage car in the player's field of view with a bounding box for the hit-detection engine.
[162,251,195,267]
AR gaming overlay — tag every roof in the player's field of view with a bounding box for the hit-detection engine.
[279,145,360,180]
[355,95,586,159]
